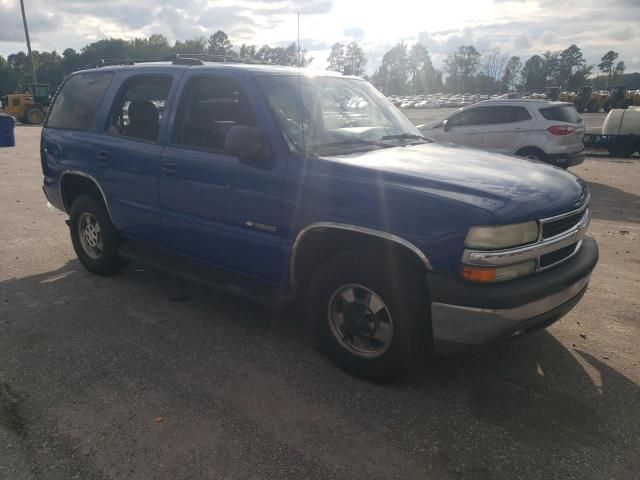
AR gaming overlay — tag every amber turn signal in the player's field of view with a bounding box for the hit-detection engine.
[461,266,497,282]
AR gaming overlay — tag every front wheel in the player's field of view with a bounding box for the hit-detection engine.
[24,107,44,124]
[307,250,429,382]
[69,195,128,275]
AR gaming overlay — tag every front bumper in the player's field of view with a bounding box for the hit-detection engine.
[428,236,598,352]
[547,150,585,167]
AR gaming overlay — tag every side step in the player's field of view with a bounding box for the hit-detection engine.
[118,239,294,307]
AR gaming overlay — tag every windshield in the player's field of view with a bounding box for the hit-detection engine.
[256,74,424,154]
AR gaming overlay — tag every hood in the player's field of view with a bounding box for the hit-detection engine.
[319,142,588,223]
[417,120,443,131]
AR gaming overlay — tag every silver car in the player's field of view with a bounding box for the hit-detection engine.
[419,99,585,168]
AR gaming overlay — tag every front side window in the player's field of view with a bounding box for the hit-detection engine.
[106,75,172,142]
[46,73,113,130]
[174,76,257,154]
[448,108,490,127]
[257,75,423,154]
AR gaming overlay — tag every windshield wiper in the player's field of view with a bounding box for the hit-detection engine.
[381,133,429,142]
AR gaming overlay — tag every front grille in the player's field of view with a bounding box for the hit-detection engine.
[540,243,578,268]
[542,211,583,239]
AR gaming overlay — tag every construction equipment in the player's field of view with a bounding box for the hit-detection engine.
[583,106,640,157]
[571,86,600,113]
[603,85,633,112]
[1,83,51,124]
[545,87,560,101]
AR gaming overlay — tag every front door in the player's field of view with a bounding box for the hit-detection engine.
[159,74,285,283]
[441,107,488,149]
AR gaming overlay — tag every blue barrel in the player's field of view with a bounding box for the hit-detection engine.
[0,113,15,147]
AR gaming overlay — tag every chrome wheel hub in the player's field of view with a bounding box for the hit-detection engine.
[78,212,103,259]
[328,284,393,359]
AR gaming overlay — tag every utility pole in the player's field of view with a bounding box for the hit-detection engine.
[19,0,38,85]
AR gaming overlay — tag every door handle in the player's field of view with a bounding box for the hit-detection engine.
[162,162,179,174]
[97,151,110,167]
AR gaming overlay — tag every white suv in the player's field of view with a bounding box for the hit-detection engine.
[418,99,585,168]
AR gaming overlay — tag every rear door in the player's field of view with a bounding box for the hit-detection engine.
[440,107,488,149]
[88,72,181,243]
[159,73,285,282]
[482,105,535,154]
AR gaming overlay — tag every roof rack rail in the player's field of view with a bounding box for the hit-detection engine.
[81,53,270,71]
[167,53,267,65]
[82,59,135,70]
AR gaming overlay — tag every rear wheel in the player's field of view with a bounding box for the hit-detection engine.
[24,107,44,125]
[69,195,128,275]
[516,147,547,162]
[307,250,429,382]
[608,139,636,158]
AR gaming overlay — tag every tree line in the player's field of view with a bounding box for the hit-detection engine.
[0,28,634,97]
[369,43,632,95]
[0,31,311,96]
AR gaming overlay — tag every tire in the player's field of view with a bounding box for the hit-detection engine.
[307,250,430,382]
[515,147,547,163]
[69,194,128,275]
[24,107,44,125]
[608,140,636,158]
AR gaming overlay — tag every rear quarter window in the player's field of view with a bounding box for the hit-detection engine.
[46,73,113,130]
[539,105,581,123]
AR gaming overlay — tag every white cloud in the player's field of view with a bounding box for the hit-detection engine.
[1,0,638,73]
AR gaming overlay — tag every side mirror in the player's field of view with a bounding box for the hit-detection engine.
[225,125,270,166]
[442,119,451,132]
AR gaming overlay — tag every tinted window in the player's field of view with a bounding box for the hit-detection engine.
[46,73,113,130]
[448,107,490,127]
[175,76,257,153]
[106,75,172,142]
[484,106,532,124]
[539,105,581,123]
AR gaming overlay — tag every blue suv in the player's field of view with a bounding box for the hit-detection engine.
[41,57,598,381]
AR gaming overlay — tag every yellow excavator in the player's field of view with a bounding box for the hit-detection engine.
[1,83,51,124]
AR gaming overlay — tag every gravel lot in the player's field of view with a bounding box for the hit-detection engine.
[1,122,639,480]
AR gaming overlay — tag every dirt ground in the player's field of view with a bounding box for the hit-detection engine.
[0,124,639,480]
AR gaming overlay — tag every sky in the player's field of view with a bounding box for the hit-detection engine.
[1,0,638,75]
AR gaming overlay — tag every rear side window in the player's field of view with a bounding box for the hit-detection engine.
[106,75,172,143]
[482,106,532,124]
[539,105,581,123]
[46,73,113,130]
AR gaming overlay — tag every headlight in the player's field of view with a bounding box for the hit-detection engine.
[465,221,539,250]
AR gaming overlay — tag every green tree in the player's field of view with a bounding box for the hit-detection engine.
[208,30,233,55]
[558,44,585,89]
[444,45,480,93]
[598,50,619,86]
[371,43,409,95]
[501,56,521,91]
[521,54,546,92]
[344,42,367,76]
[172,37,207,54]
[327,42,345,73]
[407,43,441,94]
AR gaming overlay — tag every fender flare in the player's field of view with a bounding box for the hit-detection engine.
[59,170,115,223]
[289,222,433,290]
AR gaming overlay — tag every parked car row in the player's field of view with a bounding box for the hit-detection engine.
[390,93,494,109]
